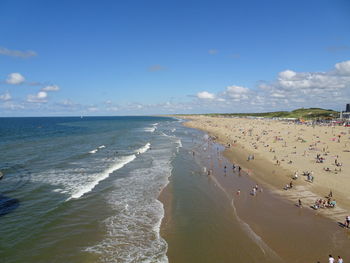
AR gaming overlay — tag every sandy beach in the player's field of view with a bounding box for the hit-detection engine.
[181,115,350,223]
[160,119,350,262]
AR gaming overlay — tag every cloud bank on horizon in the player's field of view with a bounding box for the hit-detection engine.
[195,60,350,113]
[1,59,349,115]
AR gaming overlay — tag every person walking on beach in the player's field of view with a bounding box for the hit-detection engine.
[329,254,335,263]
[298,199,302,208]
[345,216,350,228]
[252,187,256,196]
[337,256,343,263]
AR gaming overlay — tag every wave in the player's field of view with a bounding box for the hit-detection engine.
[144,127,156,133]
[85,147,173,263]
[68,154,136,200]
[160,131,175,138]
[89,145,106,154]
[176,139,182,148]
[136,142,151,155]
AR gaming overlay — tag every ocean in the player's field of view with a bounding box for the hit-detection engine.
[0,116,182,263]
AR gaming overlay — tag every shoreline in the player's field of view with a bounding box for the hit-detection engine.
[181,115,350,224]
[160,120,350,262]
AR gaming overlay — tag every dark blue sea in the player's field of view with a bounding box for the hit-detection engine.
[0,116,184,262]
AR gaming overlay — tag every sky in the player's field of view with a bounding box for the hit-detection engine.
[0,0,350,116]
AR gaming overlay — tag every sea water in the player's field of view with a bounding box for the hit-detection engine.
[0,116,182,263]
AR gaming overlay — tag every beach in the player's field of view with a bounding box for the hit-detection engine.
[181,115,350,222]
[159,115,350,262]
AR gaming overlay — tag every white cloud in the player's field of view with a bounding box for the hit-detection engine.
[6,73,25,84]
[0,47,37,58]
[278,70,296,79]
[224,85,250,101]
[0,92,11,101]
[262,60,350,94]
[256,60,350,109]
[0,101,25,110]
[208,49,218,55]
[188,60,350,113]
[27,91,48,103]
[226,85,249,94]
[37,91,47,99]
[61,99,75,106]
[87,107,99,112]
[42,85,60,91]
[270,92,286,98]
[197,91,215,100]
[335,60,350,75]
[106,106,119,112]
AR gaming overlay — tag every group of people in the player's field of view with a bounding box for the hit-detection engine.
[311,198,337,210]
[250,184,262,196]
[316,153,325,163]
[303,171,315,182]
[284,180,293,190]
[325,254,343,263]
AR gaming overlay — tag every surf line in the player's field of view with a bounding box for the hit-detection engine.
[89,145,106,154]
[67,143,151,201]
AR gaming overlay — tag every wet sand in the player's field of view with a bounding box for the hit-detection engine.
[160,121,350,262]
[160,133,275,263]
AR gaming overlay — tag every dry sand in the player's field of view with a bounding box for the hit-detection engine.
[181,115,350,223]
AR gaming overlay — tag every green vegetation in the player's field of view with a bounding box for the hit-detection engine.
[189,108,339,120]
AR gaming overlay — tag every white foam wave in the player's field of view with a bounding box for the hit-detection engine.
[89,149,98,154]
[69,155,136,200]
[144,127,156,133]
[89,145,106,154]
[86,145,174,263]
[160,132,175,138]
[136,142,151,154]
[176,139,182,148]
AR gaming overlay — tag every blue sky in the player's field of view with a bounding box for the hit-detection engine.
[0,0,350,116]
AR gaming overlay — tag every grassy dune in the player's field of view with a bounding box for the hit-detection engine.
[198,108,339,120]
